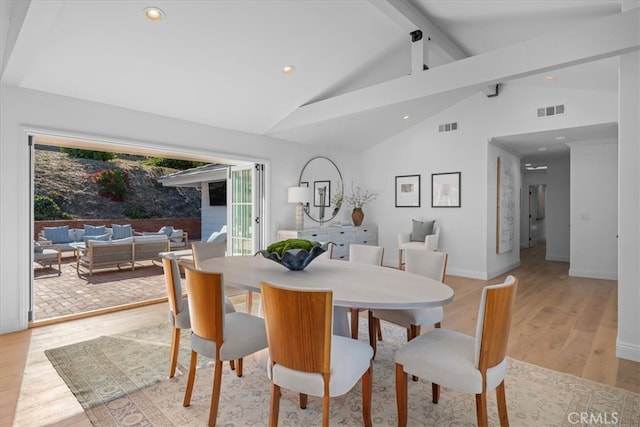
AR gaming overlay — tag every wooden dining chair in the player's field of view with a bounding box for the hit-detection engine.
[161,254,193,378]
[348,244,384,340]
[260,281,373,427]
[395,275,518,427]
[370,249,448,361]
[182,267,268,427]
[161,254,236,378]
[191,241,254,313]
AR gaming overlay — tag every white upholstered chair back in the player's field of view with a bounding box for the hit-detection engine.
[349,244,384,265]
[192,241,226,268]
[405,249,447,282]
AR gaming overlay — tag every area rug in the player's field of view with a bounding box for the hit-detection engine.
[46,321,640,426]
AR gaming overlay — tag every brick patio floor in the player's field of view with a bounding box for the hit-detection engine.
[33,255,168,321]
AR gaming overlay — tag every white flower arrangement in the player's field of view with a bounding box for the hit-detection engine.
[344,183,377,209]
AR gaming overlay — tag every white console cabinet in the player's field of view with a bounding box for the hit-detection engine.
[276,225,378,260]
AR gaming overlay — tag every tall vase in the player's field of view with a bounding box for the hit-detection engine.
[352,208,364,226]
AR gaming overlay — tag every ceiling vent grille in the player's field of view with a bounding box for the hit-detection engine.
[537,104,566,118]
[438,122,458,133]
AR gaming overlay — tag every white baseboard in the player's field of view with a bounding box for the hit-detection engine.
[546,254,569,262]
[569,268,617,280]
[486,261,521,280]
[617,340,640,362]
[446,267,489,280]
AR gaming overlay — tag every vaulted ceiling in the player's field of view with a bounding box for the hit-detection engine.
[1,1,633,155]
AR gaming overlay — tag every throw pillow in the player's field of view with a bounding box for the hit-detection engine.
[43,226,71,244]
[83,233,112,244]
[84,224,106,236]
[170,229,184,242]
[159,226,174,236]
[112,224,133,240]
[410,219,435,242]
[206,231,221,243]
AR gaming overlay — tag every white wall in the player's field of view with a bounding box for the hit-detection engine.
[0,85,362,333]
[362,84,617,279]
[569,140,618,279]
[616,29,640,360]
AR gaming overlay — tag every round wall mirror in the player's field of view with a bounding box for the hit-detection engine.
[298,157,343,223]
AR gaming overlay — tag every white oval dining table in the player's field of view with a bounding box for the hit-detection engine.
[198,255,454,337]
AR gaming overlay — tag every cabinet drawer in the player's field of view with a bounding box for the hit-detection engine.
[303,230,331,242]
[332,244,349,260]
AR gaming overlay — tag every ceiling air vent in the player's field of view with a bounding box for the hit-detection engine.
[438,122,458,133]
[537,104,566,118]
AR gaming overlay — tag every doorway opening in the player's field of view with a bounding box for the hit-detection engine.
[29,132,267,325]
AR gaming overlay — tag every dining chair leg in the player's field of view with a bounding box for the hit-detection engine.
[396,363,408,427]
[432,383,440,403]
[351,308,360,339]
[299,393,308,409]
[208,359,224,426]
[367,311,377,358]
[236,358,243,377]
[269,382,281,427]
[229,360,235,370]
[183,350,198,406]
[475,392,489,427]
[496,381,510,426]
[376,318,382,341]
[168,327,180,378]
[409,325,420,381]
[322,394,330,427]
[246,291,253,314]
[409,324,420,340]
[362,361,373,427]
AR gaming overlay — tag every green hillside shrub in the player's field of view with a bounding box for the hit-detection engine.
[90,168,129,201]
[34,194,62,220]
[61,148,117,161]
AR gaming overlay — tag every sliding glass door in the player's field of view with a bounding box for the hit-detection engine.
[228,163,266,255]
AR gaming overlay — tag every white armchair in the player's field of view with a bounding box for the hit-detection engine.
[398,222,440,268]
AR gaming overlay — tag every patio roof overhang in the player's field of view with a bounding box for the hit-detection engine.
[158,164,230,188]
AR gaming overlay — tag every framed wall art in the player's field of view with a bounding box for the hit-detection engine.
[432,172,461,208]
[496,157,516,253]
[395,174,421,207]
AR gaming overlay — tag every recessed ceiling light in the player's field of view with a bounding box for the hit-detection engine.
[144,7,164,22]
[525,163,532,167]
[555,136,566,141]
[538,147,547,151]
[282,65,296,75]
[544,76,555,81]
[403,115,410,120]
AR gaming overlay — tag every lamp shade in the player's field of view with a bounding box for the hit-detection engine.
[288,186,311,204]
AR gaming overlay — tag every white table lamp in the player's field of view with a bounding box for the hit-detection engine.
[288,186,311,230]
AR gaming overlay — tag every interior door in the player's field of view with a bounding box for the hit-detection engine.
[228,163,266,255]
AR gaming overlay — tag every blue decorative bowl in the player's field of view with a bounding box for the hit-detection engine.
[256,241,329,271]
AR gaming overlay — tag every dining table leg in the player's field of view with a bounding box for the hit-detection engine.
[333,307,350,337]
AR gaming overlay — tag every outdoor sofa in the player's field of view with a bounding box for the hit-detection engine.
[138,225,188,249]
[76,235,170,276]
[39,224,126,253]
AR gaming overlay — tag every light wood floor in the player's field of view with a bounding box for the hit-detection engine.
[1,244,638,426]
